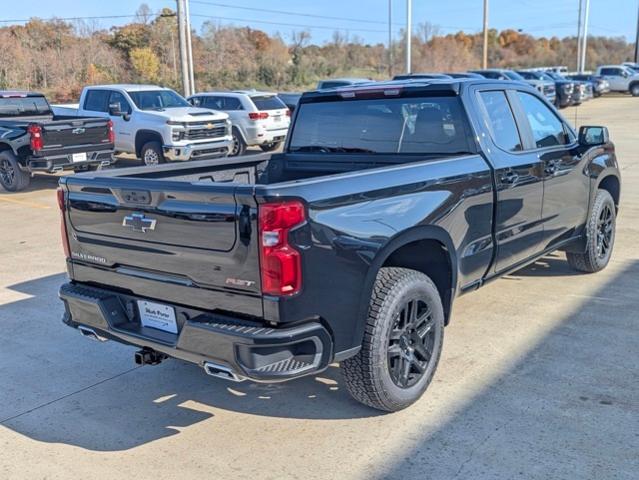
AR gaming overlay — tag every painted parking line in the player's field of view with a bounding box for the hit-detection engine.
[0,196,51,209]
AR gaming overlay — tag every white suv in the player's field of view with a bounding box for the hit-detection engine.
[188,91,290,156]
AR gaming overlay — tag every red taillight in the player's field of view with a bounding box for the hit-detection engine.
[248,112,269,121]
[28,124,43,152]
[286,109,291,117]
[259,200,305,296]
[107,119,115,143]
[56,187,71,259]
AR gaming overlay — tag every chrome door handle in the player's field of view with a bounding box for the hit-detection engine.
[544,161,559,175]
[501,171,519,184]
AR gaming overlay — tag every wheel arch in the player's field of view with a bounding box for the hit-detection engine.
[134,130,163,158]
[596,173,620,209]
[353,225,458,349]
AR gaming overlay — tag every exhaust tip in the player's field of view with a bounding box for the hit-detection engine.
[203,362,245,382]
[78,325,108,342]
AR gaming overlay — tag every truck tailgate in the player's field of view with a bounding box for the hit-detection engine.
[62,176,263,317]
[39,117,111,154]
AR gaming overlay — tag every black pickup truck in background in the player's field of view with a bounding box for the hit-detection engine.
[0,91,115,192]
[57,79,620,411]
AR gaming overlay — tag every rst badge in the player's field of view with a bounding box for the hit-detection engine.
[122,213,157,232]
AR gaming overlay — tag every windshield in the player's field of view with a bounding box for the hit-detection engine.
[128,90,190,110]
[289,96,473,155]
[503,71,525,81]
[0,96,51,117]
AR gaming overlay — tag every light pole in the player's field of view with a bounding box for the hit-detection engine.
[406,0,412,74]
[482,0,489,69]
[388,0,393,77]
[184,0,195,94]
[576,0,583,72]
[176,0,190,96]
[635,1,639,63]
[579,0,590,72]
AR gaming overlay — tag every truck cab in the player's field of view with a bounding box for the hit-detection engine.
[595,65,639,96]
[72,85,232,165]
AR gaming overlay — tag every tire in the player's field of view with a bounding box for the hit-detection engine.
[229,128,246,157]
[630,84,639,97]
[140,141,164,166]
[567,189,616,273]
[0,151,30,192]
[259,141,282,152]
[341,267,445,412]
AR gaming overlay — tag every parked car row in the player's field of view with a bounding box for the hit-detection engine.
[309,63,639,113]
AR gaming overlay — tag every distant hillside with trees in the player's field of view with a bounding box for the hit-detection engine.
[0,4,633,102]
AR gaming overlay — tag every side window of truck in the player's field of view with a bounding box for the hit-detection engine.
[108,91,132,114]
[478,91,523,152]
[84,90,110,112]
[516,92,568,148]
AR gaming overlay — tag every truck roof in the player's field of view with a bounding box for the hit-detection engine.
[309,78,500,95]
[85,84,170,92]
[0,90,44,98]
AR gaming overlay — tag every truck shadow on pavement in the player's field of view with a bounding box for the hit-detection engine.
[0,273,378,452]
[2,260,637,459]
[379,260,639,479]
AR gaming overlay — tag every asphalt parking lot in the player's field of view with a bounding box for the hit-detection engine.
[1,98,637,479]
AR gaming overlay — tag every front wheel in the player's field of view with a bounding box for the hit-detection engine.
[0,151,30,192]
[630,84,639,97]
[229,129,246,157]
[567,189,616,273]
[341,267,444,412]
[140,141,164,166]
[259,141,282,152]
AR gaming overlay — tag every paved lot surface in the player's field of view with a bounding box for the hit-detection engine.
[1,98,637,479]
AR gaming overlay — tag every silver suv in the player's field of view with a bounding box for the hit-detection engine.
[189,91,290,156]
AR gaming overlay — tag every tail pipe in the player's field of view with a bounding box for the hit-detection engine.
[78,325,108,342]
[203,361,246,382]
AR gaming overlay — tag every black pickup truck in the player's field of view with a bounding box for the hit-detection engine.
[58,79,620,411]
[0,91,115,192]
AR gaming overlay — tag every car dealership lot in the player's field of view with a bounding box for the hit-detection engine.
[0,97,637,479]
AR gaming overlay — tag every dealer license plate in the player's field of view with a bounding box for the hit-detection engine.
[72,152,87,163]
[137,300,178,334]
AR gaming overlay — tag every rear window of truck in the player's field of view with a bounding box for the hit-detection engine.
[250,95,286,111]
[289,96,473,155]
[0,96,51,117]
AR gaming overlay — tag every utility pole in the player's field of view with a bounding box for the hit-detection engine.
[576,0,583,72]
[635,1,639,63]
[579,0,590,72]
[482,0,489,69]
[406,0,412,74]
[388,0,393,77]
[184,0,195,94]
[176,0,190,96]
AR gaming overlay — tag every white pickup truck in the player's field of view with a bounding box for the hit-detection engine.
[53,85,232,165]
[595,65,639,96]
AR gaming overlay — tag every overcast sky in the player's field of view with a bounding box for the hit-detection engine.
[7,0,637,44]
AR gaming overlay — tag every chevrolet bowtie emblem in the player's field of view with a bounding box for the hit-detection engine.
[122,213,157,232]
[206,123,214,129]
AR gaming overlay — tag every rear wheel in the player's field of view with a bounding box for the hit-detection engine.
[0,151,30,192]
[567,189,616,273]
[341,267,444,412]
[630,83,639,97]
[140,141,164,166]
[259,141,282,152]
[229,128,246,157]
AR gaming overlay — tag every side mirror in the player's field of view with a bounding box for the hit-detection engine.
[122,113,131,122]
[108,103,122,116]
[578,126,609,146]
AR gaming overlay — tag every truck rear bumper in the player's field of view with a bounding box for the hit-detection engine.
[59,282,333,382]
[26,150,114,173]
